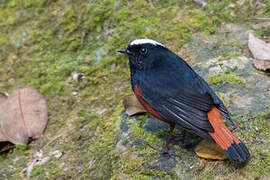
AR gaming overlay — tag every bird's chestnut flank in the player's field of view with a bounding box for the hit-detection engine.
[118,39,250,163]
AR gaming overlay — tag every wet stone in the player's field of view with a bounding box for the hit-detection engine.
[143,115,170,132]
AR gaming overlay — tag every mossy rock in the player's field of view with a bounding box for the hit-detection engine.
[193,56,270,116]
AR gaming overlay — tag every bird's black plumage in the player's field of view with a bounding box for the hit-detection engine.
[118,39,249,162]
[125,42,233,140]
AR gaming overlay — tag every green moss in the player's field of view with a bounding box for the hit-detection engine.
[239,111,270,178]
[0,155,5,162]
[208,73,245,87]
[220,51,241,58]
[0,0,270,179]
[12,144,30,156]
[30,165,43,177]
[128,116,163,147]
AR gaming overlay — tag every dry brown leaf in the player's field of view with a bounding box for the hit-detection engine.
[195,139,227,160]
[123,94,146,116]
[0,93,8,141]
[0,129,6,142]
[0,88,48,145]
[253,59,270,71]
[248,33,270,71]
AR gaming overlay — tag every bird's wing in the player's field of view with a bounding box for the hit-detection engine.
[139,75,216,137]
[196,75,235,127]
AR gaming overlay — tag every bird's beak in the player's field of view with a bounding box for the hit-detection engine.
[117,49,133,55]
[117,49,128,53]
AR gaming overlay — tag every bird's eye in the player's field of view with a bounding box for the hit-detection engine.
[140,48,147,55]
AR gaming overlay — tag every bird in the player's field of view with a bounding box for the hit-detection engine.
[118,39,250,163]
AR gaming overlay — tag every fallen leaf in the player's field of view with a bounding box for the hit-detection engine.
[248,33,270,71]
[0,88,48,144]
[123,94,146,116]
[195,139,227,160]
[253,59,270,71]
[0,93,8,142]
[0,129,6,142]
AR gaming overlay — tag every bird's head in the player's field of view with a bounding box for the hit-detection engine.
[118,39,168,70]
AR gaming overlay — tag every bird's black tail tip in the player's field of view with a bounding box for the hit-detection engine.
[224,141,250,163]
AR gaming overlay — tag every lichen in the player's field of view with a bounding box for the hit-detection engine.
[207,73,245,87]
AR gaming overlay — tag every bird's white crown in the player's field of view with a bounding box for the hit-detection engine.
[130,39,164,47]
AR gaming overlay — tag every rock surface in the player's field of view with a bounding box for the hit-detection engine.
[116,54,270,175]
[183,24,253,64]
[193,56,270,115]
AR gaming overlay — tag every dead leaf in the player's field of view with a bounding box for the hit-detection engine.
[248,33,270,71]
[0,88,48,145]
[123,94,146,116]
[0,93,8,142]
[0,129,6,142]
[253,59,270,71]
[195,139,227,160]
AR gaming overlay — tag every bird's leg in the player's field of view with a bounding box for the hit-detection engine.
[181,129,186,142]
[163,124,175,154]
[144,124,180,158]
[171,129,187,143]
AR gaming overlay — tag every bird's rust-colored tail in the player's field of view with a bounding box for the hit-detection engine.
[207,107,250,162]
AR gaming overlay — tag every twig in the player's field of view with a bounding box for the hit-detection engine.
[251,17,270,21]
